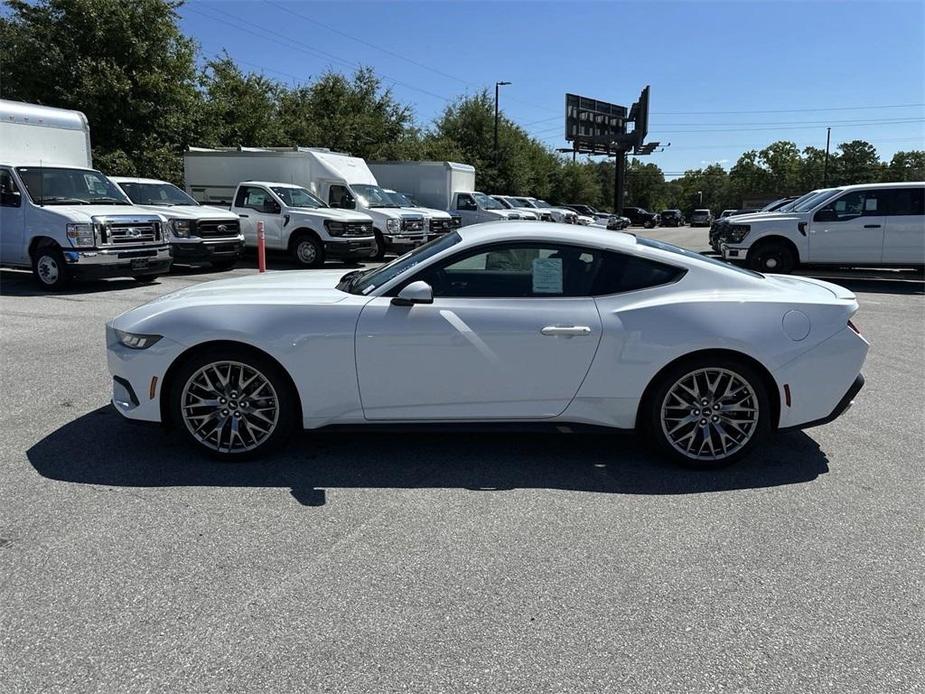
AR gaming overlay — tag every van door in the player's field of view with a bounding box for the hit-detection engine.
[808,188,886,264]
[881,186,925,265]
[0,168,26,264]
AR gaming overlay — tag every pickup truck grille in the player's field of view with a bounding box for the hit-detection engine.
[102,221,162,245]
[428,218,455,234]
[343,222,373,237]
[401,218,425,232]
[197,219,240,238]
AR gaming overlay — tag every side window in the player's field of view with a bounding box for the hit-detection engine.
[0,169,22,207]
[329,185,354,209]
[885,187,924,216]
[237,186,277,212]
[817,190,884,221]
[456,194,477,211]
[590,252,685,294]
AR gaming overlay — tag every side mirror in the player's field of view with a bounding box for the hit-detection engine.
[391,281,433,307]
[1,190,21,207]
[264,200,281,214]
[814,208,837,223]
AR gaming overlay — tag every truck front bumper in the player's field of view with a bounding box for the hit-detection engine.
[62,245,173,279]
[383,233,426,252]
[720,243,747,260]
[171,237,246,263]
[325,238,376,259]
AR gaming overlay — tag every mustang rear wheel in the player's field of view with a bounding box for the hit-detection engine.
[170,349,296,460]
[646,358,770,468]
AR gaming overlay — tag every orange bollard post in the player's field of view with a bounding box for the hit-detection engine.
[257,220,266,273]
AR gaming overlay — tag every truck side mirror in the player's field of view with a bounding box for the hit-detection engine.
[813,208,837,223]
[1,190,21,207]
[391,281,433,307]
[263,200,281,214]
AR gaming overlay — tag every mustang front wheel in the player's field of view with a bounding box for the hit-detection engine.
[171,349,296,459]
[647,358,770,468]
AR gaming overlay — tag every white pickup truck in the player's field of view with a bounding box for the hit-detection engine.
[721,182,925,273]
[229,181,376,267]
[0,100,170,290]
[112,177,244,270]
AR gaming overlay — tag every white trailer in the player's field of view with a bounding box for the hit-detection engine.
[0,99,171,290]
[184,147,428,258]
[368,160,523,226]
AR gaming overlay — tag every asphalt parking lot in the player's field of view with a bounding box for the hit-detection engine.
[1,226,922,693]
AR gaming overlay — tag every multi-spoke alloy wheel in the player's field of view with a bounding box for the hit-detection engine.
[659,366,761,464]
[180,360,280,454]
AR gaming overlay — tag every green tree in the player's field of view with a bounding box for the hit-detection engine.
[882,150,925,182]
[0,0,201,182]
[551,160,602,207]
[199,57,284,148]
[625,158,665,210]
[834,140,882,185]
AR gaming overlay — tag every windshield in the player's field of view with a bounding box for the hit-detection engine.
[513,197,535,208]
[493,196,514,209]
[637,236,764,278]
[780,189,831,212]
[473,192,503,210]
[17,167,131,206]
[339,232,462,295]
[119,181,198,206]
[271,186,326,208]
[760,198,787,212]
[386,190,416,207]
[791,188,842,213]
[353,184,400,208]
[534,199,553,209]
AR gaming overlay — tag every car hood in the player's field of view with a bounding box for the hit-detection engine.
[38,204,163,222]
[402,206,451,218]
[130,204,238,221]
[110,270,352,330]
[724,211,798,223]
[290,208,373,222]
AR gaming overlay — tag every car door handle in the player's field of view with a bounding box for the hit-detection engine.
[541,325,592,336]
[864,224,881,228]
[239,214,249,218]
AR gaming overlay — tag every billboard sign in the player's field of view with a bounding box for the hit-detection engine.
[565,94,628,155]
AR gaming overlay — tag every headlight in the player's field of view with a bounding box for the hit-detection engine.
[114,328,162,350]
[727,224,751,243]
[386,218,400,233]
[66,223,95,248]
[325,220,345,236]
[169,219,192,238]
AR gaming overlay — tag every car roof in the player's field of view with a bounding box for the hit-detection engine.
[240,180,304,188]
[835,181,924,190]
[110,176,172,185]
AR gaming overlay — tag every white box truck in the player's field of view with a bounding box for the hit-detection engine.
[367,161,525,226]
[183,147,428,260]
[0,99,171,290]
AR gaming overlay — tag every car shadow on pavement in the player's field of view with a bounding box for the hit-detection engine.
[0,269,155,297]
[27,406,830,506]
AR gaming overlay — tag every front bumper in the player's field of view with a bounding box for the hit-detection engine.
[383,233,426,250]
[107,329,187,423]
[325,238,376,259]
[721,243,748,260]
[171,237,245,263]
[62,245,172,279]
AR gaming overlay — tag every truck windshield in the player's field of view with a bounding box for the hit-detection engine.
[534,199,553,209]
[338,232,462,295]
[473,192,503,210]
[492,197,514,209]
[791,188,842,213]
[271,186,326,208]
[386,190,416,207]
[119,181,198,206]
[513,197,535,208]
[17,167,130,205]
[353,184,400,208]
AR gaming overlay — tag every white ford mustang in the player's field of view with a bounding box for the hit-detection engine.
[106,223,868,467]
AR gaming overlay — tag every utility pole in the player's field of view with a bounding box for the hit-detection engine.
[494,81,511,164]
[823,127,831,186]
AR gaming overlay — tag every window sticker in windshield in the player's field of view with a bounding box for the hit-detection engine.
[532,257,563,294]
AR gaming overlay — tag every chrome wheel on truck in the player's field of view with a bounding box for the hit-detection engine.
[180,360,281,455]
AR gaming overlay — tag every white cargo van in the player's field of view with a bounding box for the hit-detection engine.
[0,99,171,289]
[184,147,424,260]
[367,160,525,226]
[112,177,244,270]
[720,182,925,273]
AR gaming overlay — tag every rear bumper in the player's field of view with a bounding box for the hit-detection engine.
[781,374,865,431]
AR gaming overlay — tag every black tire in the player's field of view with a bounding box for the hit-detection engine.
[210,258,238,271]
[643,355,771,469]
[371,230,386,261]
[290,233,325,268]
[749,240,796,274]
[31,246,71,291]
[169,346,298,461]
[644,220,655,229]
[133,275,161,284]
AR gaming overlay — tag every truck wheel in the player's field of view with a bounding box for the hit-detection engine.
[291,233,324,268]
[32,247,71,291]
[749,241,796,274]
[371,230,386,261]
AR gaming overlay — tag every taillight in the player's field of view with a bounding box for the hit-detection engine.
[848,319,861,335]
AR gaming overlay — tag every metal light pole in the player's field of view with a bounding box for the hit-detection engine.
[697,191,703,206]
[494,81,511,164]
[823,127,831,186]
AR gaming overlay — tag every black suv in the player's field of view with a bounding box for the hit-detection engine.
[622,206,660,229]
[659,209,684,227]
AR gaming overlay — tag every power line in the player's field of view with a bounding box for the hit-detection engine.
[653,103,925,115]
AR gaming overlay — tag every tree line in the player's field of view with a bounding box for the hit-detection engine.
[2,0,922,214]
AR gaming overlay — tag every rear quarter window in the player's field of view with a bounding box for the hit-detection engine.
[591,251,685,295]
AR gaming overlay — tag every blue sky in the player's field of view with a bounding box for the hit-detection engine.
[179,1,925,176]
